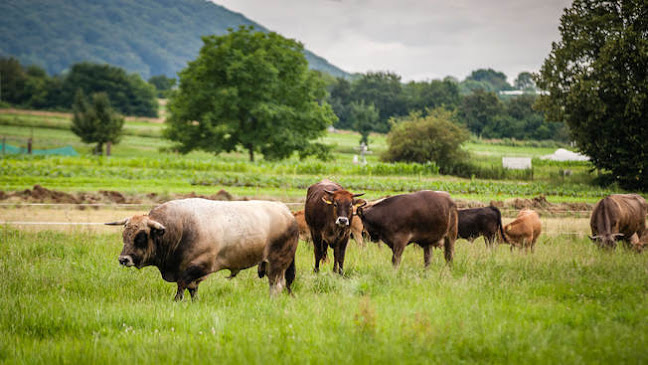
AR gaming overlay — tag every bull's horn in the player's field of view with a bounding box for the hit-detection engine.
[612,233,625,238]
[105,218,129,226]
[323,189,335,195]
[588,235,598,241]
[352,193,365,198]
[147,220,166,231]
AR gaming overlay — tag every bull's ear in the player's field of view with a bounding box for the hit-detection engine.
[355,207,364,218]
[353,198,367,208]
[321,197,333,205]
[105,218,129,226]
[147,220,166,236]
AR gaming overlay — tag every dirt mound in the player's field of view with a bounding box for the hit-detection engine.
[0,185,238,207]
[456,194,593,217]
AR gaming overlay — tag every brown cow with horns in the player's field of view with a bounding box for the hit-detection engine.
[304,179,364,274]
[589,194,647,250]
[106,198,299,300]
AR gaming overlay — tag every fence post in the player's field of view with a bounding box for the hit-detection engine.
[2,136,5,155]
[27,138,32,154]
[106,141,112,157]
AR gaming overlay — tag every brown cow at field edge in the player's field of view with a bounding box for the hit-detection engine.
[356,190,457,268]
[304,179,364,274]
[589,194,647,250]
[503,209,542,252]
[106,198,298,300]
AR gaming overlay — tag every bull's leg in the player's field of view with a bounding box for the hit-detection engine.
[423,245,432,268]
[175,264,209,301]
[188,282,200,300]
[226,269,240,279]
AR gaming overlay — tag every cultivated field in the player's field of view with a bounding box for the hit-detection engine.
[1,108,647,363]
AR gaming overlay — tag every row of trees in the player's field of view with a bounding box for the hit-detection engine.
[0,58,158,117]
[325,69,566,142]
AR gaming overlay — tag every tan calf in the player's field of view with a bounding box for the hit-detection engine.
[503,209,542,253]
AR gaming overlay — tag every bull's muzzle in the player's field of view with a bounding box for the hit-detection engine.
[118,255,135,267]
[335,217,350,226]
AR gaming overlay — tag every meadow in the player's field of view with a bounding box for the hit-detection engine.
[1,228,647,364]
[1,108,647,363]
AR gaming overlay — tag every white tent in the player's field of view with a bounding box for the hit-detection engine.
[541,148,589,161]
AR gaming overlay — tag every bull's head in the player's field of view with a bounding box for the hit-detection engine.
[588,233,623,249]
[105,215,166,269]
[322,189,365,227]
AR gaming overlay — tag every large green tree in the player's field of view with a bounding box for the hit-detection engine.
[458,89,503,136]
[536,0,648,190]
[351,71,406,132]
[165,26,336,161]
[348,101,379,145]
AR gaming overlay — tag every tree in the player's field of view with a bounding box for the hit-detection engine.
[351,71,406,132]
[348,101,379,145]
[514,71,536,91]
[458,89,503,136]
[535,0,648,190]
[165,26,336,162]
[382,109,469,169]
[404,79,461,113]
[464,68,512,92]
[63,62,158,117]
[148,75,176,98]
[71,90,125,155]
[328,77,353,129]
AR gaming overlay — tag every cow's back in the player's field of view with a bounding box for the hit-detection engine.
[364,190,455,244]
[591,194,647,236]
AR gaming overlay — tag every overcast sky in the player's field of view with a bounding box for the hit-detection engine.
[213,0,572,83]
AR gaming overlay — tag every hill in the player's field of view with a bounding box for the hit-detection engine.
[0,0,350,79]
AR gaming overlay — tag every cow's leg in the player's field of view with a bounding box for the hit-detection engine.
[174,283,185,302]
[188,281,200,300]
[334,241,349,275]
[226,269,240,279]
[423,244,432,268]
[312,234,325,273]
[390,241,406,269]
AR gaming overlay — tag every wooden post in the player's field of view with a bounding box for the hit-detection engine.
[106,141,112,156]
[2,137,5,155]
[27,138,32,154]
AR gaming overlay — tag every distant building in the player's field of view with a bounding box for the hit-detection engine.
[502,157,532,170]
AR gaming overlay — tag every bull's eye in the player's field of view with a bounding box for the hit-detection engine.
[134,232,148,248]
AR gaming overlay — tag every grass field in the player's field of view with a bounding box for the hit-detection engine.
[1,228,647,363]
[1,107,647,363]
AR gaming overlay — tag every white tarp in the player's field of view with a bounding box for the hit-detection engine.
[502,157,532,169]
[540,148,589,161]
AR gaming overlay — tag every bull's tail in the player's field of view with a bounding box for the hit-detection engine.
[490,205,508,244]
[285,256,296,293]
[444,207,458,264]
[257,260,268,278]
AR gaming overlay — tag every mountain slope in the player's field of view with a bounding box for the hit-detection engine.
[0,0,349,79]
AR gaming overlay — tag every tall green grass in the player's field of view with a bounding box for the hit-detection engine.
[1,228,647,363]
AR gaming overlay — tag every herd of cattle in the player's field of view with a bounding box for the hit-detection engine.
[106,179,648,300]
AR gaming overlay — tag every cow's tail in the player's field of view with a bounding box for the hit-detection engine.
[257,260,268,278]
[490,205,508,243]
[444,206,458,264]
[285,256,296,293]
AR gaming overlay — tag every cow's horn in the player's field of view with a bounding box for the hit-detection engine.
[323,189,335,195]
[588,235,598,241]
[147,220,166,231]
[352,193,365,198]
[105,218,129,226]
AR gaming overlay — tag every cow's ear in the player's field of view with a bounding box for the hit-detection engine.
[321,197,333,205]
[353,198,367,208]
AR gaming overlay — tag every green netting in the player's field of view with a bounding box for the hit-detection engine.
[0,143,79,156]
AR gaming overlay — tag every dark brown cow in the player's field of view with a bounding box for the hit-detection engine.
[106,198,298,300]
[304,179,364,274]
[589,194,647,250]
[457,206,507,247]
[356,190,457,268]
